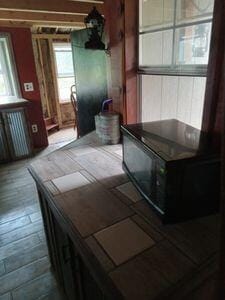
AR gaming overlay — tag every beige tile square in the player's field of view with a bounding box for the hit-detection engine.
[116,182,142,203]
[94,218,155,266]
[55,183,133,237]
[52,172,90,193]
[115,149,123,157]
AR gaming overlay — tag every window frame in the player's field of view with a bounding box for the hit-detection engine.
[138,0,214,77]
[0,33,21,99]
[53,42,75,104]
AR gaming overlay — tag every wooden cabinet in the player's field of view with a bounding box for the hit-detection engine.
[30,133,220,300]
[78,257,105,300]
[38,190,107,300]
[0,106,32,162]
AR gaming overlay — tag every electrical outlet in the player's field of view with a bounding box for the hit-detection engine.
[32,124,38,133]
[24,82,34,92]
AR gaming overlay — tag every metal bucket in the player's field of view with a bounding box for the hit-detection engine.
[95,112,120,144]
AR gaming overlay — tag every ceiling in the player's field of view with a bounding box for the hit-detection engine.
[0,0,104,30]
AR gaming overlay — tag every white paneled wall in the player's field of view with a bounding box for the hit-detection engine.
[141,75,206,129]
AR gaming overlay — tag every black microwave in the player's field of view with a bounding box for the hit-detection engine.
[121,119,220,223]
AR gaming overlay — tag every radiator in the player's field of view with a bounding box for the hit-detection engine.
[5,109,31,158]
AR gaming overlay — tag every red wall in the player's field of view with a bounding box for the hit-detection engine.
[0,27,48,148]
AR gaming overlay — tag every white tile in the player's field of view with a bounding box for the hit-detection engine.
[161,76,179,119]
[52,172,90,193]
[95,218,155,266]
[177,77,193,124]
[190,77,206,129]
[140,74,206,130]
[141,75,162,122]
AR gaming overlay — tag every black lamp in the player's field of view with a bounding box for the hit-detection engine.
[84,6,105,50]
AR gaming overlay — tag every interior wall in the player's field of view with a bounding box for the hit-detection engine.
[141,75,206,129]
[0,27,48,148]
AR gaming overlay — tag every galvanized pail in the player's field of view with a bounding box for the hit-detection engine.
[95,112,120,144]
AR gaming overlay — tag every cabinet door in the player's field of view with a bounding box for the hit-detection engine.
[2,107,32,159]
[38,191,77,299]
[0,114,9,161]
[52,218,79,300]
[77,255,105,300]
[37,189,107,300]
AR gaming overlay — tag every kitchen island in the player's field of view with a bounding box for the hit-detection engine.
[29,132,219,300]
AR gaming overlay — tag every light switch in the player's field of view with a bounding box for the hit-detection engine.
[24,82,34,92]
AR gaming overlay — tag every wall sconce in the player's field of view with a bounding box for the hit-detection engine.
[84,6,106,50]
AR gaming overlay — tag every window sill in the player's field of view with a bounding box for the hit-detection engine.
[59,101,71,105]
[138,68,207,77]
[0,97,29,108]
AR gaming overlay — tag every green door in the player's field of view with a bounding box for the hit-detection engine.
[71,29,108,136]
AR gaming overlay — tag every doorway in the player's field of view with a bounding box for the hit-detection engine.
[32,28,77,143]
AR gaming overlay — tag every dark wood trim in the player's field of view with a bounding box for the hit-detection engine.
[0,0,104,15]
[124,0,138,124]
[219,25,225,300]
[104,0,125,121]
[201,0,225,138]
[200,0,225,297]
[104,0,138,124]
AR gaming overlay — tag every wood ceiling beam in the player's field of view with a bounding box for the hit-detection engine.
[0,0,104,15]
[0,20,33,28]
[0,20,84,29]
[0,11,86,25]
[32,34,71,39]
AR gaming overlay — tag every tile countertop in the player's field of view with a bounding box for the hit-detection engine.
[29,132,220,300]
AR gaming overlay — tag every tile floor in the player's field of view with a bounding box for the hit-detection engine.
[48,127,76,145]
[0,127,77,300]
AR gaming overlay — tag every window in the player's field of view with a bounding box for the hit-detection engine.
[0,34,20,99]
[53,43,75,103]
[139,0,214,76]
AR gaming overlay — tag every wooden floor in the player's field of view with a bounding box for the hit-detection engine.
[0,128,77,300]
[48,127,76,145]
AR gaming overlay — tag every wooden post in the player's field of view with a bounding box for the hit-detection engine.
[202,0,225,297]
[201,0,225,145]
[124,0,138,124]
[220,54,225,299]
[104,0,138,124]
[32,38,51,118]
[48,39,63,127]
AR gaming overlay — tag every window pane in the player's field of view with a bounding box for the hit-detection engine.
[57,77,75,102]
[174,23,211,65]
[176,0,214,24]
[139,30,173,66]
[0,74,7,96]
[0,36,20,99]
[139,0,174,31]
[55,51,74,77]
